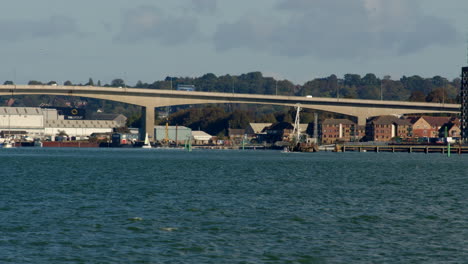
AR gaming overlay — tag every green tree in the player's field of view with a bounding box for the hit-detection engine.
[275,112,293,123]
[135,80,147,88]
[383,79,409,101]
[409,91,426,102]
[111,79,125,87]
[361,73,379,86]
[344,74,361,87]
[258,113,277,123]
[401,75,433,94]
[86,78,94,86]
[426,88,447,103]
[229,110,252,129]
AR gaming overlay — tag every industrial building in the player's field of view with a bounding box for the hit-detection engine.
[0,107,124,139]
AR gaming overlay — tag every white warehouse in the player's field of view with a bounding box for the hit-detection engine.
[0,107,123,138]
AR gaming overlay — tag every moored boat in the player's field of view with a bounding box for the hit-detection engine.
[141,133,152,149]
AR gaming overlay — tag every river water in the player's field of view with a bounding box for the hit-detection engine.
[0,148,466,263]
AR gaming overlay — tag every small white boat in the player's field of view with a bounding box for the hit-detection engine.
[2,139,14,148]
[141,133,152,149]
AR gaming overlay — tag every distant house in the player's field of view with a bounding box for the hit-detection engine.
[366,115,412,142]
[245,123,272,137]
[408,116,451,138]
[320,119,357,144]
[262,122,310,143]
[245,123,272,143]
[262,122,293,143]
[408,116,432,138]
[192,131,212,145]
[228,129,246,144]
[439,118,461,138]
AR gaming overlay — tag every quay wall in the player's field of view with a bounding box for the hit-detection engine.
[42,142,99,148]
[339,145,467,154]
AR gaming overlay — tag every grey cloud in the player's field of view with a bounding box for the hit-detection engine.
[190,0,217,14]
[395,16,458,55]
[214,0,459,58]
[215,17,275,52]
[0,16,81,42]
[115,6,200,45]
[276,0,365,15]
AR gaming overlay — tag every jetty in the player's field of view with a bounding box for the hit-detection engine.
[338,144,468,154]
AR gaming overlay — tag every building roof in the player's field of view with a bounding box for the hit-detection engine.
[322,119,355,125]
[192,130,212,140]
[46,119,118,128]
[248,123,272,134]
[421,116,451,127]
[264,122,309,132]
[369,115,411,126]
[88,113,127,121]
[406,116,422,124]
[266,122,294,131]
[0,107,44,115]
[228,128,245,135]
[154,125,190,131]
[298,124,308,132]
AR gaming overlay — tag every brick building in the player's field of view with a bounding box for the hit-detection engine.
[408,116,451,138]
[321,119,357,144]
[366,116,412,142]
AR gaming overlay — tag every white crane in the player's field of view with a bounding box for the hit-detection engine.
[292,104,301,143]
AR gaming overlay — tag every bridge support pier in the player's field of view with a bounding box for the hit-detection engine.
[140,106,155,141]
[356,115,367,126]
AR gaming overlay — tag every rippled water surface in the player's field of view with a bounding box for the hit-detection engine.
[0,148,467,263]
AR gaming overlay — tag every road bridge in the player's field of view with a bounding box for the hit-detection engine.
[0,85,459,140]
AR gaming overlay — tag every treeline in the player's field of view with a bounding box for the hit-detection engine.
[136,72,460,103]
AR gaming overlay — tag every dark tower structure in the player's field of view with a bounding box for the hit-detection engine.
[461,67,468,143]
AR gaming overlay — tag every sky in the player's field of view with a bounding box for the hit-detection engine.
[1,0,467,85]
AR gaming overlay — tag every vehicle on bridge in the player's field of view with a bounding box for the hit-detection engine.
[177,84,195,91]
